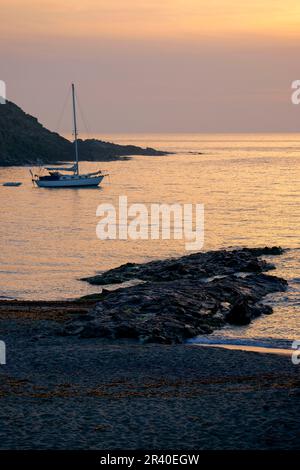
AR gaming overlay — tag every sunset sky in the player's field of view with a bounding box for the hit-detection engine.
[2,0,300,133]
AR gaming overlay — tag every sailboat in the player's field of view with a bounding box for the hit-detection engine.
[32,84,106,188]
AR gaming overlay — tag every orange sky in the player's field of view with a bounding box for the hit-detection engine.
[2,1,300,133]
[2,0,300,40]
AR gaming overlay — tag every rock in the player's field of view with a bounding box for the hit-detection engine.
[262,305,273,315]
[243,246,284,256]
[63,248,287,344]
[225,298,274,325]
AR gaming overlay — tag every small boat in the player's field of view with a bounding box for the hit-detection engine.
[32,84,107,188]
[3,182,22,187]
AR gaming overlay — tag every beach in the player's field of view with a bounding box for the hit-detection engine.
[0,306,299,450]
[0,247,299,450]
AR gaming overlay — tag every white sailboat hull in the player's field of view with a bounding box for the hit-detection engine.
[36,175,104,188]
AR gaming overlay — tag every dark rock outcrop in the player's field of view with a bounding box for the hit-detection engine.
[82,246,282,286]
[77,139,168,161]
[225,298,273,325]
[63,247,287,343]
[0,101,170,166]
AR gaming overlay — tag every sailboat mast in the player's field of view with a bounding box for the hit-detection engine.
[71,83,79,175]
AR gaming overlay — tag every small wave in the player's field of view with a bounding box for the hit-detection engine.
[186,335,292,350]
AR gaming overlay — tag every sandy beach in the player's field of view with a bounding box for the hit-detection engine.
[0,300,299,450]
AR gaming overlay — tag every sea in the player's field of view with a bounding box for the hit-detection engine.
[0,133,299,350]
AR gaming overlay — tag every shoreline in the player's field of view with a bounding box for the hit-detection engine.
[0,247,299,449]
[0,299,293,355]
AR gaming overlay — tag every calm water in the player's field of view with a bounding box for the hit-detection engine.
[0,133,299,347]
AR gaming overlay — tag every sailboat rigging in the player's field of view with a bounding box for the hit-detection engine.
[32,84,107,188]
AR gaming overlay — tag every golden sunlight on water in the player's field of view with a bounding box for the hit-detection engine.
[0,134,299,344]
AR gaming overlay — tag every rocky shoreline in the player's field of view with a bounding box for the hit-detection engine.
[62,247,287,343]
[0,101,171,166]
[0,246,298,451]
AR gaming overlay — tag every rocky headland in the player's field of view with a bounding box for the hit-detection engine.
[0,246,298,451]
[0,100,170,166]
[62,247,287,343]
